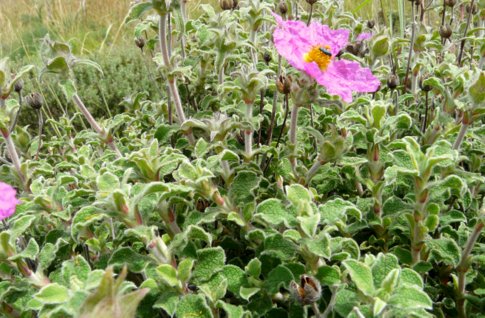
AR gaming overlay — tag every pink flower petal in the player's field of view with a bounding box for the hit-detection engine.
[0,182,19,220]
[357,32,373,41]
[272,13,349,71]
[315,59,381,103]
[307,21,350,56]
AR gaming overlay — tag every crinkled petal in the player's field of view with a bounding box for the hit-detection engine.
[272,13,349,71]
[272,13,313,71]
[356,32,372,41]
[307,21,350,56]
[0,182,19,220]
[315,59,380,103]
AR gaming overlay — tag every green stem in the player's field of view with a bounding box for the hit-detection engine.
[453,123,469,151]
[289,102,299,169]
[245,102,253,160]
[1,128,26,186]
[456,221,484,318]
[403,2,417,92]
[159,14,195,144]
[457,0,475,66]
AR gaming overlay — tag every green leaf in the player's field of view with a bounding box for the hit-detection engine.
[123,2,153,24]
[9,238,39,261]
[96,172,120,195]
[45,56,69,74]
[372,253,399,288]
[316,265,341,286]
[229,171,260,206]
[178,258,194,283]
[199,272,228,302]
[388,286,432,310]
[35,283,69,304]
[192,247,226,284]
[263,265,294,294]
[303,231,331,259]
[216,301,248,318]
[286,184,312,205]
[255,198,297,227]
[154,291,179,316]
[222,265,246,295]
[343,259,375,297]
[108,247,153,273]
[469,71,485,105]
[10,215,36,240]
[263,233,297,261]
[399,268,423,288]
[245,258,262,278]
[157,264,179,288]
[319,198,362,225]
[239,286,260,301]
[176,294,213,318]
[426,237,461,266]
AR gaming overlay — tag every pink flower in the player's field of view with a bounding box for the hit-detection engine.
[272,14,380,102]
[356,32,373,42]
[0,182,20,221]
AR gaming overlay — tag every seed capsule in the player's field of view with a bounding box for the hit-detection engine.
[306,0,317,5]
[444,0,456,7]
[278,2,288,15]
[439,25,452,39]
[220,0,233,11]
[26,92,43,110]
[135,37,145,50]
[387,74,398,90]
[367,20,375,29]
[289,275,322,305]
[263,52,272,65]
[276,75,291,94]
[14,79,24,93]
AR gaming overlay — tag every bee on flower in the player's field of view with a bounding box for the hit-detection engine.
[272,13,380,103]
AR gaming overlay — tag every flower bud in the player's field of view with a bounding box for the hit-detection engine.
[439,25,452,39]
[135,37,145,50]
[26,92,43,110]
[419,76,432,92]
[263,52,272,65]
[387,74,398,90]
[220,0,233,11]
[466,3,478,14]
[276,75,291,94]
[289,275,322,305]
[14,79,24,93]
[444,0,456,7]
[367,20,375,29]
[305,0,317,5]
[278,2,288,15]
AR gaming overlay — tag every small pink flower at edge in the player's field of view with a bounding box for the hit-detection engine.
[0,181,20,221]
[272,13,380,103]
[356,32,373,42]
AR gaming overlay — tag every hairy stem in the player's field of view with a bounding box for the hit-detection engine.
[159,14,195,144]
[453,123,469,150]
[457,0,475,66]
[307,4,313,26]
[289,102,299,169]
[306,158,325,185]
[72,94,122,157]
[275,94,289,148]
[403,2,417,92]
[244,102,253,160]
[266,56,282,146]
[1,128,26,186]
[9,93,22,133]
[456,221,484,318]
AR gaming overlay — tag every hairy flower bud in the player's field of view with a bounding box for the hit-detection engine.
[466,3,478,14]
[306,0,317,5]
[387,74,398,90]
[289,275,322,305]
[367,20,375,29]
[135,37,145,50]
[444,0,456,7]
[220,0,233,11]
[276,75,291,94]
[14,79,24,93]
[263,52,272,65]
[278,2,288,15]
[26,92,43,110]
[439,25,452,39]
[419,76,432,92]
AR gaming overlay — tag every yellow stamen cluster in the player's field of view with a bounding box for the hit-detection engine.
[303,45,332,71]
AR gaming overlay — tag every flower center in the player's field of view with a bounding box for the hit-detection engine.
[303,45,332,71]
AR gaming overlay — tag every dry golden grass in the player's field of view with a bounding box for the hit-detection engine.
[0,0,132,57]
